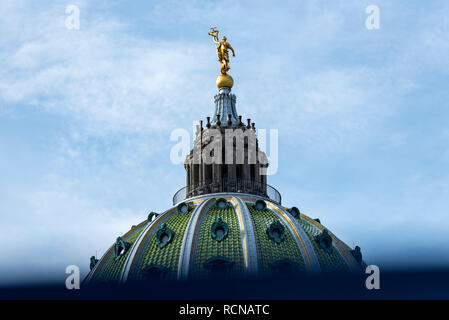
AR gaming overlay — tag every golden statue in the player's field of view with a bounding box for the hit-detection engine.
[209,28,235,88]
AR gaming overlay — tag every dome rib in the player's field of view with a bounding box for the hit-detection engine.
[232,196,259,277]
[178,198,216,279]
[177,198,211,280]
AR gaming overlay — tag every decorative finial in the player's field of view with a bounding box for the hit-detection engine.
[209,27,235,88]
[216,114,221,127]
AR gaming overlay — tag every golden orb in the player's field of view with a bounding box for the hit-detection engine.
[216,74,234,88]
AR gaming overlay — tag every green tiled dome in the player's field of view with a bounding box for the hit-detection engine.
[85,194,365,285]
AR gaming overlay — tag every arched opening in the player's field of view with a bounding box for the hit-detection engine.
[221,164,228,185]
[193,164,200,188]
[142,264,169,280]
[205,164,212,183]
[236,164,243,180]
[204,256,234,274]
[270,259,298,273]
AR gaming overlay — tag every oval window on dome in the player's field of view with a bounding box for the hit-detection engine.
[113,237,130,261]
[314,229,333,254]
[156,223,174,248]
[211,217,229,242]
[254,200,267,211]
[350,246,363,265]
[177,202,191,214]
[148,212,158,222]
[288,207,300,219]
[266,219,286,244]
[89,256,99,270]
[215,198,229,210]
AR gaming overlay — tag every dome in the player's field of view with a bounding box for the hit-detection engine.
[84,33,366,286]
[84,193,365,285]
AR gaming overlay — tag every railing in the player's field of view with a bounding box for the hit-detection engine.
[172,179,282,205]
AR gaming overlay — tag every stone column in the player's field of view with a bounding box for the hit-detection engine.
[186,164,190,195]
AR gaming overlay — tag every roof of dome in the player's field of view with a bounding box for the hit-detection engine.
[84,193,365,285]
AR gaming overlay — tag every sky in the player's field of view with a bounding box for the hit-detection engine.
[0,0,448,285]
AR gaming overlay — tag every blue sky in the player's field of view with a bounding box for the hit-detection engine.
[0,0,448,285]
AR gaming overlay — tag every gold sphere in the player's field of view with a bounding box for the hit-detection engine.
[216,74,234,88]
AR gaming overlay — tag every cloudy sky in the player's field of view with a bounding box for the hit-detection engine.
[0,0,448,285]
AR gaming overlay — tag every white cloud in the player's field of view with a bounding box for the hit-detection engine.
[0,1,214,137]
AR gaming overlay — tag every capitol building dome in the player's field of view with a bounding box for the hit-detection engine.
[84,33,366,286]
